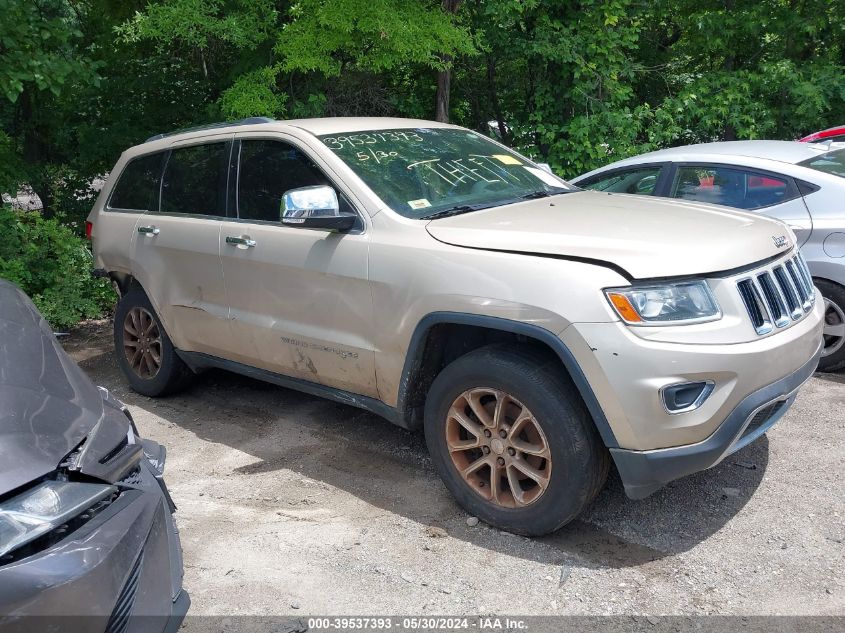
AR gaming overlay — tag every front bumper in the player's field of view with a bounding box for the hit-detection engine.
[561,279,824,499]
[0,452,189,632]
[610,341,822,499]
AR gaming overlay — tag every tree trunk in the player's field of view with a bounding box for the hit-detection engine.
[435,66,452,123]
[434,0,461,123]
[486,56,508,143]
[28,174,56,219]
[19,89,54,217]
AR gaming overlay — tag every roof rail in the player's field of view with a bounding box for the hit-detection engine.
[144,117,275,143]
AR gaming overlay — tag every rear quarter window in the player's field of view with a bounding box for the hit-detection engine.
[799,148,845,179]
[107,152,166,211]
[670,165,797,210]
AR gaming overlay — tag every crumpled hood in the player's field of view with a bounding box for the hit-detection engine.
[425,190,793,279]
[0,281,125,494]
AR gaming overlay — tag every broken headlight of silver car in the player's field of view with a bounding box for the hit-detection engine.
[0,481,116,558]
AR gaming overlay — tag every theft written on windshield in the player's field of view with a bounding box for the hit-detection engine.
[318,128,573,219]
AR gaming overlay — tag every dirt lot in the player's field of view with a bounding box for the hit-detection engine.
[63,322,844,618]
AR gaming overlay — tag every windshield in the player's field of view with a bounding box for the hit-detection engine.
[317,128,573,218]
[798,148,845,179]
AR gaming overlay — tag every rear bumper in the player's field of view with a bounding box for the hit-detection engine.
[611,341,822,499]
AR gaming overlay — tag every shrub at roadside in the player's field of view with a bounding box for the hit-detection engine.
[0,205,116,330]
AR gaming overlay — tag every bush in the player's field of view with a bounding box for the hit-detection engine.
[0,205,116,330]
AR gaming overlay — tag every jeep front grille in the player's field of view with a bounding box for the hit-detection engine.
[737,253,815,336]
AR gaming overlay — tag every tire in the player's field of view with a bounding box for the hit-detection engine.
[424,344,609,536]
[816,279,845,373]
[113,284,193,396]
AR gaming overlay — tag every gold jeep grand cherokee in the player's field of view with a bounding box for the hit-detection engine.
[89,117,824,535]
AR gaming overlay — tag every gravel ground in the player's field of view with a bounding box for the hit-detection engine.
[63,322,844,619]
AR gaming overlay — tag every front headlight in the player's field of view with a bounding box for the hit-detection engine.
[0,481,116,558]
[605,280,721,325]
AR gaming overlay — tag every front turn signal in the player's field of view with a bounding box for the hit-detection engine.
[607,292,643,323]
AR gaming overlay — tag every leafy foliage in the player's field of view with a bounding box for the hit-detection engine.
[0,206,115,329]
[277,0,476,75]
[0,0,99,103]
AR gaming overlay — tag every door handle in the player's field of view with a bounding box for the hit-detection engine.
[226,235,256,247]
[138,225,160,236]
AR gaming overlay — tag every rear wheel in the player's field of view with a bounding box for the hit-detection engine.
[424,344,609,536]
[816,280,845,372]
[114,285,193,396]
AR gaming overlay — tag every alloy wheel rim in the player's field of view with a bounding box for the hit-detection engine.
[445,388,551,508]
[123,307,162,379]
[822,298,845,358]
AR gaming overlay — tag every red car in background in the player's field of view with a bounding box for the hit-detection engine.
[799,125,845,144]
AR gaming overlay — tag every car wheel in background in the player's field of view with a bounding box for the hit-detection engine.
[424,344,609,536]
[816,280,845,372]
[114,284,194,396]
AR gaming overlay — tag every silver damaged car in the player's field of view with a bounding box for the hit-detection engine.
[0,280,189,632]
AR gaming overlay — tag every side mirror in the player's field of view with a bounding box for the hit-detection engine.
[281,185,356,232]
[536,162,554,174]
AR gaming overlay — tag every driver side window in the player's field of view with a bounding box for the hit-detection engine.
[236,139,354,222]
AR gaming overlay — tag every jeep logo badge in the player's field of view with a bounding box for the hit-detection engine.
[772,235,788,248]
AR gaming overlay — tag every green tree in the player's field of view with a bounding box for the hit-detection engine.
[120,0,475,119]
[0,0,99,215]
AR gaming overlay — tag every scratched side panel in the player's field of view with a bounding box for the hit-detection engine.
[218,221,378,397]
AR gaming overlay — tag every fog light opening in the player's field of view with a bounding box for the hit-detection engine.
[661,380,715,414]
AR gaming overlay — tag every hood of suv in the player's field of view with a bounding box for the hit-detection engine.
[0,281,137,494]
[425,191,791,279]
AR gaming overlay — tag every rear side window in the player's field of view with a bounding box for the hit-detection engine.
[799,148,845,179]
[579,166,662,195]
[108,152,165,211]
[160,142,230,217]
[670,165,796,210]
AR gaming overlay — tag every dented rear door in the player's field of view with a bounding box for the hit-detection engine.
[129,135,233,356]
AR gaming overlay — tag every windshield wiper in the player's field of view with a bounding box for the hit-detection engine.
[421,204,490,220]
[518,190,552,200]
[518,187,572,200]
[421,188,572,220]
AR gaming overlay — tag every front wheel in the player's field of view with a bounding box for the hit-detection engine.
[424,344,609,536]
[816,280,845,372]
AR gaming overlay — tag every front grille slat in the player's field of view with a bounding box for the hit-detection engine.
[773,266,803,320]
[785,258,813,311]
[105,550,144,633]
[737,279,773,335]
[737,252,815,336]
[796,254,816,301]
[757,272,790,328]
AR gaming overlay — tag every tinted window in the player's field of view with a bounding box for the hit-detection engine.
[580,167,661,195]
[108,153,165,211]
[799,148,845,179]
[237,140,352,222]
[670,166,794,210]
[160,142,230,216]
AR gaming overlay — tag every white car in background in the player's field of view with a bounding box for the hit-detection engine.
[572,141,845,371]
